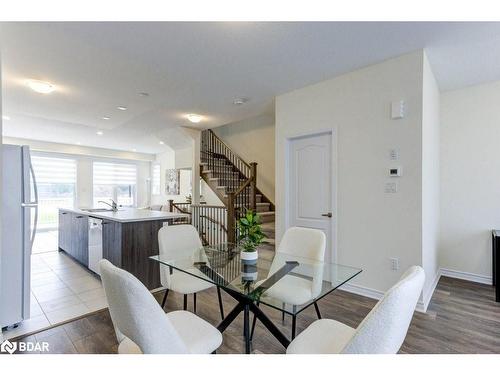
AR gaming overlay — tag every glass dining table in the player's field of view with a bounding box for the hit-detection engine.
[150,243,362,354]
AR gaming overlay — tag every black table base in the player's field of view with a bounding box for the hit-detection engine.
[217,288,290,354]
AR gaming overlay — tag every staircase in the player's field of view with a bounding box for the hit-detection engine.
[200,129,275,242]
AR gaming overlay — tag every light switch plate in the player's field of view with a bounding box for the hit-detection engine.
[391,100,405,119]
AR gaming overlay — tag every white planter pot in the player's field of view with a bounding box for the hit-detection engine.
[241,250,258,265]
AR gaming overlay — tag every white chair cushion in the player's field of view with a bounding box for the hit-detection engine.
[286,319,356,354]
[169,269,214,294]
[117,310,223,354]
[118,338,142,354]
[167,310,223,353]
[257,275,314,306]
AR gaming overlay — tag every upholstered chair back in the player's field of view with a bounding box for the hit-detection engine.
[99,259,189,354]
[158,224,203,287]
[270,226,327,297]
[341,266,425,354]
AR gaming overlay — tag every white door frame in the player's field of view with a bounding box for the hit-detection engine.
[284,128,338,264]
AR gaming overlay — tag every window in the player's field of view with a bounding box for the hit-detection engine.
[93,162,137,207]
[31,155,77,229]
[152,163,160,195]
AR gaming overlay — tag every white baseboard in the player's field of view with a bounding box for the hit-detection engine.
[439,268,492,285]
[338,267,491,315]
[338,283,384,301]
[420,270,441,312]
[338,270,441,314]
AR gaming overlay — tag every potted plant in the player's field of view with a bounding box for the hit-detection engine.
[237,210,266,265]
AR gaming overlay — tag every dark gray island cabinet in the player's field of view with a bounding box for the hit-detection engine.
[58,208,189,289]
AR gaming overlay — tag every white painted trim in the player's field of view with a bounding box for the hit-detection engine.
[338,267,491,315]
[338,283,384,301]
[421,270,441,312]
[339,282,430,313]
[440,267,492,285]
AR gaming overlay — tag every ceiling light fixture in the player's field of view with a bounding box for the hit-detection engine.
[159,141,164,145]
[233,97,249,105]
[76,142,82,145]
[139,92,149,97]
[96,131,103,136]
[2,115,10,120]
[102,116,110,120]
[117,106,127,111]
[26,79,55,94]
[186,114,203,123]
[132,148,137,152]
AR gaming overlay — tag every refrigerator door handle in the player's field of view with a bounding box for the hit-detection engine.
[29,163,38,251]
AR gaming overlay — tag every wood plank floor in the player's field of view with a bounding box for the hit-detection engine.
[8,274,500,354]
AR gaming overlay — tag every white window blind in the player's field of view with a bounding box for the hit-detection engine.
[93,162,137,185]
[31,156,77,184]
[152,163,160,195]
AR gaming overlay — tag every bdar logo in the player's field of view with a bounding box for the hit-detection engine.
[1,340,17,354]
[1,339,49,354]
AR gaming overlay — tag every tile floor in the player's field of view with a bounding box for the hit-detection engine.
[32,230,59,254]
[2,250,107,340]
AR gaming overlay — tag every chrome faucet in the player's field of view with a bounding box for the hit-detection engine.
[98,200,118,212]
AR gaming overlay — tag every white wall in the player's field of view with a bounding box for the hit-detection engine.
[439,80,500,280]
[0,56,4,343]
[275,51,427,296]
[151,148,193,206]
[421,53,441,304]
[212,114,275,201]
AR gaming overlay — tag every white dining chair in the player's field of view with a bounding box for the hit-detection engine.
[286,265,425,354]
[158,224,225,319]
[251,226,326,339]
[99,259,223,354]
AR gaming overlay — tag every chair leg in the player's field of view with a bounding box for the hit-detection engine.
[291,315,297,340]
[216,286,225,320]
[183,294,188,310]
[314,301,322,319]
[161,289,169,309]
[282,302,286,323]
[211,350,217,354]
[193,293,197,314]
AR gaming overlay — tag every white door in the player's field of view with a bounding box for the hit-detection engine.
[288,132,334,262]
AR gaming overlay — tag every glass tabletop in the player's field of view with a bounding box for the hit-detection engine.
[150,243,362,315]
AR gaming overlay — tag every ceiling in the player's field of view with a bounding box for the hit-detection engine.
[2,22,500,152]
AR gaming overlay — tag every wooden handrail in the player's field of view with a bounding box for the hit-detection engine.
[234,178,252,196]
[207,129,251,169]
[199,214,227,232]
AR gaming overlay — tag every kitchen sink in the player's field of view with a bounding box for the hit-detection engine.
[81,208,116,212]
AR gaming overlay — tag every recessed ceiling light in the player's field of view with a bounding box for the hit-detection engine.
[139,92,149,97]
[186,114,203,123]
[159,141,164,145]
[132,148,137,152]
[26,79,55,94]
[2,115,10,120]
[102,116,110,120]
[117,106,127,111]
[96,131,103,136]
[233,97,249,105]
[76,142,81,145]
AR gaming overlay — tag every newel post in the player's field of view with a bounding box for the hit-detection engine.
[249,162,258,212]
[168,199,174,212]
[227,192,236,244]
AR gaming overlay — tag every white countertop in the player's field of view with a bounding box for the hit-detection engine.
[60,207,190,223]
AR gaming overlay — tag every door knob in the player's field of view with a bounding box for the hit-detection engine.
[321,213,332,218]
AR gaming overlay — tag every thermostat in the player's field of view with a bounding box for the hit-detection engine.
[389,167,402,177]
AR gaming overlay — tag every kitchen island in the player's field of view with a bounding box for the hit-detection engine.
[58,208,189,289]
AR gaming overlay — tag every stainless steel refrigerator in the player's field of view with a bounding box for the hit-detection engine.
[1,145,38,328]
